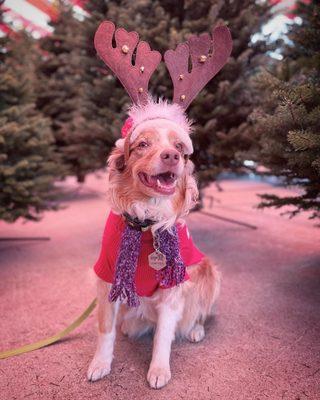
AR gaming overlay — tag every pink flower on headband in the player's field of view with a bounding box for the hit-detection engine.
[121,117,134,138]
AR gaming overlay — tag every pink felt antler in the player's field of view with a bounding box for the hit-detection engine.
[164,26,232,110]
[94,21,162,105]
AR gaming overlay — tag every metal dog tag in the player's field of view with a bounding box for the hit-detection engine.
[148,250,166,271]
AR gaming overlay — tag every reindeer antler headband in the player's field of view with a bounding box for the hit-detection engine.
[94,21,232,154]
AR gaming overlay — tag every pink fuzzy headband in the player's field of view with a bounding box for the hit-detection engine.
[94,21,232,153]
[116,99,194,154]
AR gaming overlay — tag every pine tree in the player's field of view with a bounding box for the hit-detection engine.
[80,0,271,186]
[242,1,320,219]
[36,4,117,182]
[0,34,62,222]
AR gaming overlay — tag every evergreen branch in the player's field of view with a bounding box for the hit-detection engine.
[287,130,320,151]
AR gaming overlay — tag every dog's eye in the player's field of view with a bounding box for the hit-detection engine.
[138,141,149,148]
[175,142,183,152]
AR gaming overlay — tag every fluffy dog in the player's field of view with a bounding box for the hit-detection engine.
[87,101,220,389]
[87,20,231,389]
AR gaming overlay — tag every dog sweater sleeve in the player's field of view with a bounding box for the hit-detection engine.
[93,211,124,285]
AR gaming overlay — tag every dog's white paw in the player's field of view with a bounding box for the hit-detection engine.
[187,323,205,343]
[147,365,171,389]
[87,357,111,382]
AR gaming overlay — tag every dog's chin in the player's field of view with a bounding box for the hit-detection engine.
[136,171,178,197]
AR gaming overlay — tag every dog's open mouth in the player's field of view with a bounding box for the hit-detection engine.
[138,171,177,195]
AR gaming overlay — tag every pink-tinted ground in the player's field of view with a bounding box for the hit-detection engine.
[0,172,319,400]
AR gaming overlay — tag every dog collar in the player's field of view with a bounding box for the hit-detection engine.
[122,212,155,232]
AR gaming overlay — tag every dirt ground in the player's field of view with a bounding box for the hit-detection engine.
[0,172,319,400]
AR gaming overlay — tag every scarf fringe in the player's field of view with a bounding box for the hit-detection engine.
[109,285,140,307]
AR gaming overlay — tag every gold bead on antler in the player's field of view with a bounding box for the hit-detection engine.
[199,55,207,63]
[180,94,186,101]
[121,45,129,54]
[140,66,145,73]
[138,87,144,93]
[179,74,184,80]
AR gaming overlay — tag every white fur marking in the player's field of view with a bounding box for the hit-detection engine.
[147,291,184,389]
[87,301,119,382]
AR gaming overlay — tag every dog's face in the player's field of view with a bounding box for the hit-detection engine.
[128,128,187,197]
[108,122,198,221]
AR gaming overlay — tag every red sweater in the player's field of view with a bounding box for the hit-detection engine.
[94,211,204,297]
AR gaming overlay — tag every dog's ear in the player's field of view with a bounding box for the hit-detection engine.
[175,159,199,217]
[107,147,126,173]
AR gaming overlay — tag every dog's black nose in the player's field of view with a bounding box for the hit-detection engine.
[160,149,180,166]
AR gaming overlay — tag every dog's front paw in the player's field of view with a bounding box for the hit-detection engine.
[147,365,171,389]
[87,357,111,382]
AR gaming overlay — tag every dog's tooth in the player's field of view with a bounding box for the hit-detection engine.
[157,179,161,187]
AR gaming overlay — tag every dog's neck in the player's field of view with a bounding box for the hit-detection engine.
[123,212,156,231]
[130,197,177,232]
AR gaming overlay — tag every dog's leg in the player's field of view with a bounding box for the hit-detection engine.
[147,291,183,389]
[87,279,119,382]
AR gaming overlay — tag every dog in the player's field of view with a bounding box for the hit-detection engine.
[87,21,232,389]
[87,100,221,389]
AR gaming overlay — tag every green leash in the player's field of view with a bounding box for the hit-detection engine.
[0,298,97,360]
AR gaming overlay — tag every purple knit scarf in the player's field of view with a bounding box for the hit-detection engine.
[108,223,186,307]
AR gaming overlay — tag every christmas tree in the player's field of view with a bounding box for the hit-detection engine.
[36,4,118,182]
[0,32,62,222]
[243,0,320,219]
[69,0,269,186]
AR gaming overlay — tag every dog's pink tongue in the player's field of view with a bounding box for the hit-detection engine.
[139,172,176,195]
[146,174,157,187]
[154,173,176,195]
